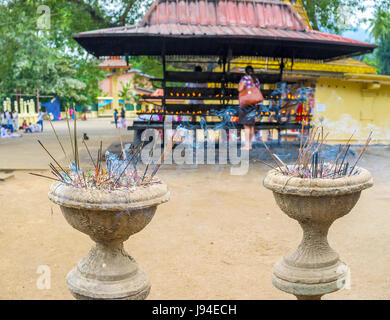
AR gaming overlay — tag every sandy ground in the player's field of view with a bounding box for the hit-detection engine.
[0,119,389,299]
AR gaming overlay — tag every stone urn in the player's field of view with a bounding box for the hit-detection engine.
[263,167,373,300]
[48,181,170,300]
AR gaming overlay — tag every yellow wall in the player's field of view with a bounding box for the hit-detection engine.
[314,78,390,144]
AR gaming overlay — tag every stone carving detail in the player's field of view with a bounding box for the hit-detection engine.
[49,181,170,300]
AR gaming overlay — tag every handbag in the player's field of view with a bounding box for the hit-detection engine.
[239,78,264,107]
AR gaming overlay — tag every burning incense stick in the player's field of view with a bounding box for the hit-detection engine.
[150,130,183,179]
[37,140,72,181]
[117,127,125,160]
[348,132,372,176]
[48,118,69,162]
[29,172,71,185]
[257,159,279,171]
[262,141,286,174]
[142,132,159,182]
[82,139,96,169]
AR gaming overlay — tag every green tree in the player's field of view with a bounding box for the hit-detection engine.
[118,81,133,108]
[301,0,365,34]
[369,1,390,41]
[0,0,151,105]
[368,1,390,75]
[375,37,390,75]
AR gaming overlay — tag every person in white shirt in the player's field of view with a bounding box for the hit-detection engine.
[37,109,45,132]
[5,111,14,132]
[0,111,6,126]
[13,110,18,131]
[0,125,21,138]
[1,125,9,138]
[31,123,41,132]
[119,107,127,129]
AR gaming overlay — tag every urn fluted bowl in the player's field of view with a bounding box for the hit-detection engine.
[48,181,170,300]
[263,167,373,300]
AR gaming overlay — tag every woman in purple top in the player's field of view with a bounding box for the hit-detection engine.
[238,66,261,150]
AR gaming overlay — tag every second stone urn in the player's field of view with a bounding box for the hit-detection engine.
[48,181,169,300]
[263,167,373,300]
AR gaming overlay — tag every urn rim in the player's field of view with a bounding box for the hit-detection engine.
[263,166,373,196]
[48,181,170,211]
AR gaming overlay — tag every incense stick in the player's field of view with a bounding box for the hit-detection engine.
[29,172,70,185]
[65,106,75,162]
[34,115,175,189]
[142,132,159,182]
[82,139,97,169]
[262,140,286,174]
[118,127,125,160]
[37,140,72,181]
[48,118,69,162]
[261,127,371,179]
[348,132,372,176]
[73,110,79,169]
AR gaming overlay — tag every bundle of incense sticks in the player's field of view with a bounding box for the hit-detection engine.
[30,114,182,190]
[262,125,372,179]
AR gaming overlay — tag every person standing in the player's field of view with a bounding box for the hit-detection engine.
[238,66,263,150]
[69,107,74,120]
[114,109,118,128]
[1,111,6,126]
[37,109,45,132]
[120,107,126,129]
[81,106,87,121]
[6,110,14,133]
[13,110,19,131]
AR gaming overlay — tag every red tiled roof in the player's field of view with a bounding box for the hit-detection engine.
[142,0,308,31]
[73,0,377,60]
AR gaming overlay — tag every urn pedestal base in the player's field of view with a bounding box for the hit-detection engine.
[66,243,150,300]
[272,221,348,300]
[272,258,348,300]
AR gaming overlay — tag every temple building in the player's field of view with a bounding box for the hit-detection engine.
[98,56,154,118]
[78,0,390,144]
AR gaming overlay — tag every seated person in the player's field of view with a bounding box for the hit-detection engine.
[1,125,21,138]
[31,123,41,132]
[25,123,33,133]
[24,122,39,133]
[1,125,9,138]
[20,120,28,130]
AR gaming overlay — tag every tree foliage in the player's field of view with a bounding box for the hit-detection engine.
[300,0,389,75]
[368,0,390,75]
[0,0,151,105]
[301,0,366,34]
